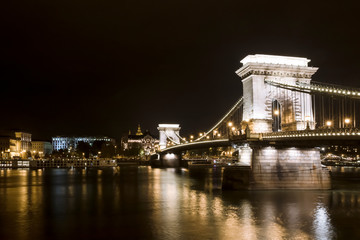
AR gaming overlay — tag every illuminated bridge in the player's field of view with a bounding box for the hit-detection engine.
[152,54,360,190]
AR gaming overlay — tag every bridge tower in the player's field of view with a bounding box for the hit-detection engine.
[236,54,318,133]
[157,124,181,150]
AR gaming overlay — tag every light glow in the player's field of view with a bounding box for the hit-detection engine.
[241,54,310,67]
[158,124,180,128]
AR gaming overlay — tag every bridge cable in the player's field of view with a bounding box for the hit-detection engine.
[194,97,244,141]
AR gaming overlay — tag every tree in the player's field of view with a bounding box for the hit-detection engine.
[101,143,116,158]
[91,140,104,156]
[77,141,91,158]
[124,143,141,157]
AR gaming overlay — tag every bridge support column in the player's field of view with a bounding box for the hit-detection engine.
[158,124,181,150]
[236,54,318,133]
[251,146,330,189]
[237,144,252,166]
[223,146,331,190]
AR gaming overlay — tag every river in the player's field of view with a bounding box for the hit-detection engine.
[1,166,360,240]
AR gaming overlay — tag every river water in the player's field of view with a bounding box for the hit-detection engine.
[1,166,360,240]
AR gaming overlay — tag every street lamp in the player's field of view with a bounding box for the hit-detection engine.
[274,110,279,115]
[227,122,234,137]
[305,116,311,130]
[345,118,351,128]
[326,121,332,128]
[213,130,218,138]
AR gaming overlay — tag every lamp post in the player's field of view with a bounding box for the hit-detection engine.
[227,122,233,137]
[305,116,311,130]
[345,118,351,128]
[326,120,332,129]
[213,130,217,138]
[274,110,280,132]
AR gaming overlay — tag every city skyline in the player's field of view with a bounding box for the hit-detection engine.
[2,0,360,140]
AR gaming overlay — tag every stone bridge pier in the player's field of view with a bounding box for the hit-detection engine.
[224,144,331,190]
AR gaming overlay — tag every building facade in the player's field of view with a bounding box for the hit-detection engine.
[52,136,115,151]
[32,141,53,157]
[0,131,32,159]
[121,125,159,156]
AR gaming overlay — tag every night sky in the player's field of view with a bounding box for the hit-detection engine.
[1,0,360,140]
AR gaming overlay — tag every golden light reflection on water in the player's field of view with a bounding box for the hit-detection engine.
[0,168,353,240]
[313,203,333,240]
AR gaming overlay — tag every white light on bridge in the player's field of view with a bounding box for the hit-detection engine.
[345,118,351,124]
[326,121,332,127]
[240,54,310,67]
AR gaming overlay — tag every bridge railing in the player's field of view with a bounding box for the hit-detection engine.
[262,128,360,139]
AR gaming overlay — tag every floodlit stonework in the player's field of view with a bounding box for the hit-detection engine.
[158,124,181,150]
[236,54,318,133]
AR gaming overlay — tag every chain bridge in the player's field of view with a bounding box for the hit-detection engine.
[151,54,360,190]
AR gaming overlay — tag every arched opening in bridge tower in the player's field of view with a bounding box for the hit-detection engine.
[272,100,282,132]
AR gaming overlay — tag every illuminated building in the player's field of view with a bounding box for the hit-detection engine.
[32,141,53,157]
[14,132,32,153]
[52,136,115,151]
[121,125,159,155]
[0,131,32,159]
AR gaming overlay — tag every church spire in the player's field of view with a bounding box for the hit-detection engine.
[136,124,143,136]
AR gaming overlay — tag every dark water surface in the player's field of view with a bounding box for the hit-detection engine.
[1,166,360,240]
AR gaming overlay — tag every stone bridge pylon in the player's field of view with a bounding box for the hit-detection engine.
[157,124,181,150]
[236,54,318,133]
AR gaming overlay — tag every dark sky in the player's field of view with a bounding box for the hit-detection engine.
[1,0,360,140]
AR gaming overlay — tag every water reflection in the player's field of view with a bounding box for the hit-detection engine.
[1,167,360,239]
[313,203,333,240]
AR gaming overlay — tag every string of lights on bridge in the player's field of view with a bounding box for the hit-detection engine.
[164,76,360,150]
[265,79,360,98]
